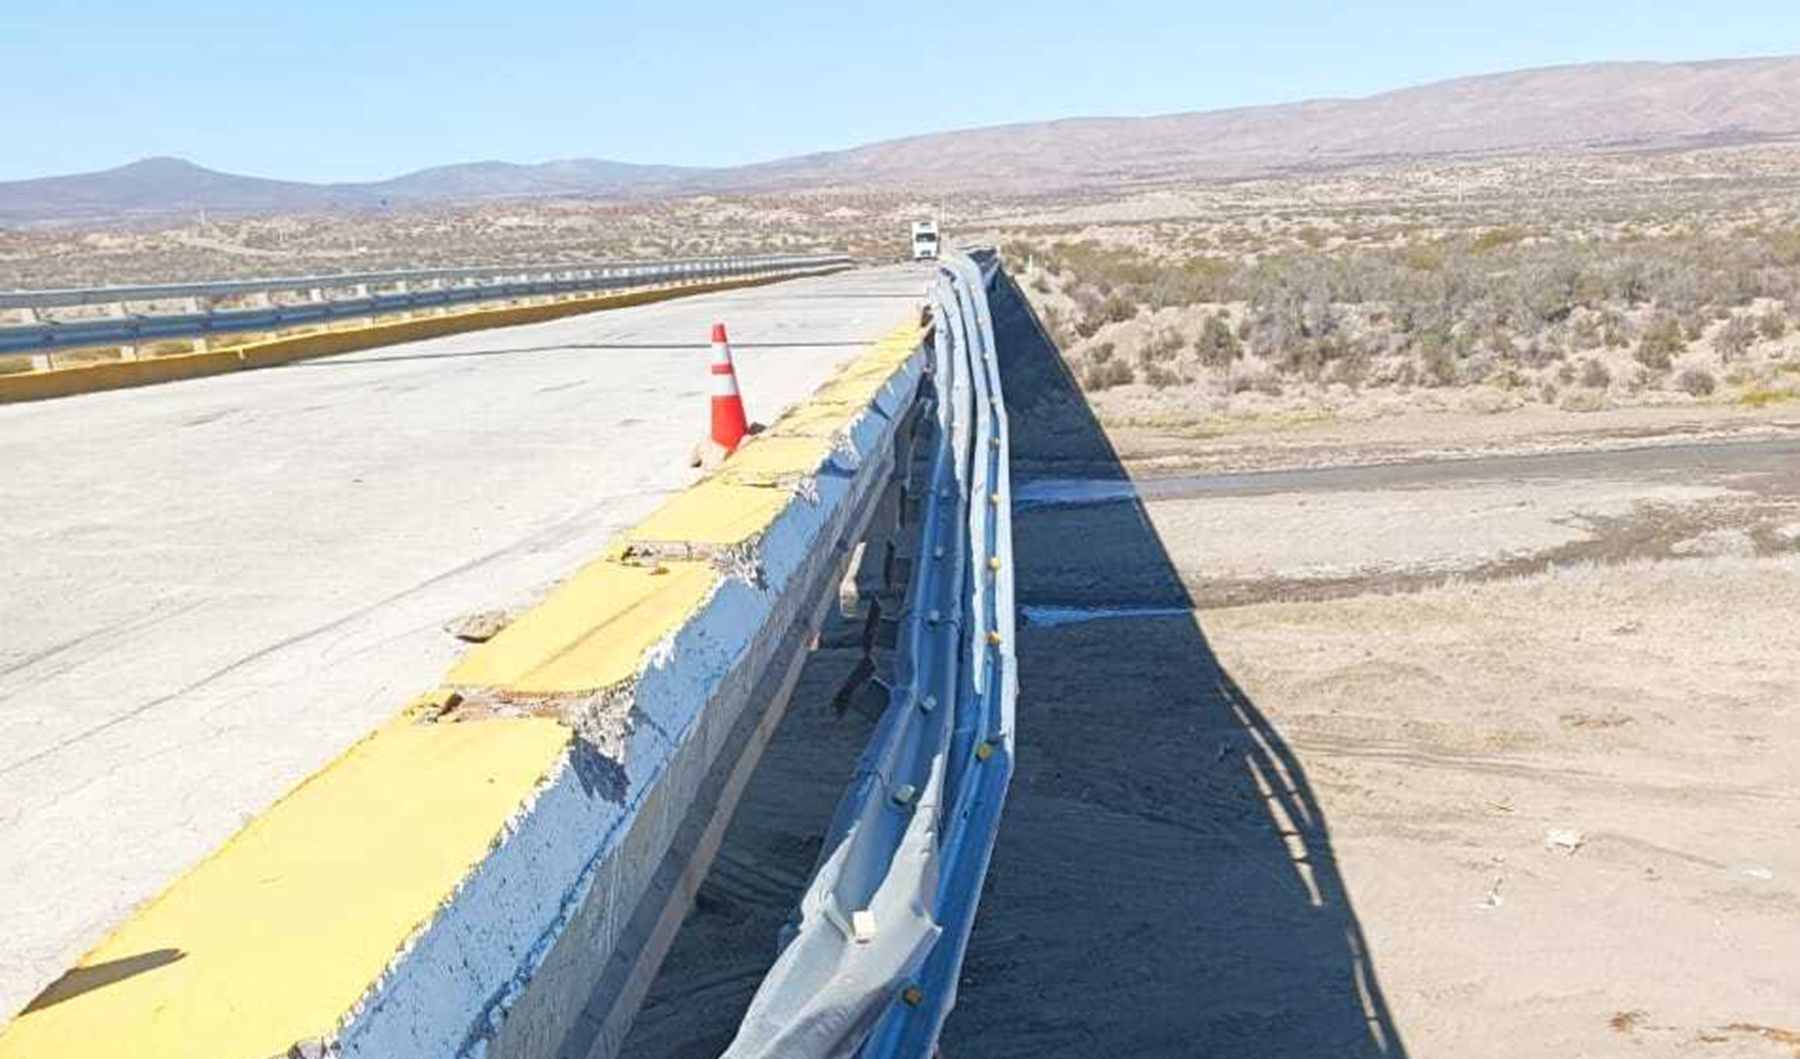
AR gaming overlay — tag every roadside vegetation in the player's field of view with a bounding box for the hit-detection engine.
[1005,224,1800,419]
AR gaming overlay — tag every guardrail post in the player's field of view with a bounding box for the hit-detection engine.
[190,296,213,352]
[15,307,54,371]
[106,302,140,360]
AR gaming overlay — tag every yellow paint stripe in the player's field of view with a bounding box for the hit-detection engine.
[447,559,718,696]
[0,714,571,1059]
[712,435,836,482]
[619,479,795,551]
[764,401,863,437]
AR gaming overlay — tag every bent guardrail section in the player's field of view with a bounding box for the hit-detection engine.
[0,254,849,356]
[724,251,1017,1059]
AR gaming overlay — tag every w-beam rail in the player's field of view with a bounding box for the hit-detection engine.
[0,253,848,356]
[724,251,1017,1059]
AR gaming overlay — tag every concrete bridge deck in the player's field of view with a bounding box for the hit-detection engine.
[0,263,933,1022]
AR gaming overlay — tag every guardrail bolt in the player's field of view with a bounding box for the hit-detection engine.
[987,630,1004,647]
[927,609,941,625]
[932,546,945,560]
[891,783,918,808]
[988,557,1002,571]
[988,493,1001,506]
[975,742,995,763]
[902,984,925,1007]
[920,695,937,714]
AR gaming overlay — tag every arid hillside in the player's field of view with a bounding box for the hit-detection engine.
[6,57,1800,226]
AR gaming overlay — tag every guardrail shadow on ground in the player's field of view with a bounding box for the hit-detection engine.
[938,273,1407,1058]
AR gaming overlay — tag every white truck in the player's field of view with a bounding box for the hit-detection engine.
[910,220,940,261]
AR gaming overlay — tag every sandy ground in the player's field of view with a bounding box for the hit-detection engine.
[627,274,1800,1058]
[1098,403,1800,479]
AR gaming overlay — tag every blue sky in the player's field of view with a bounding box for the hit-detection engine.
[5,0,1800,183]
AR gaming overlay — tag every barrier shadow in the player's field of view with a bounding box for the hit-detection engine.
[937,273,1407,1059]
[21,949,185,1013]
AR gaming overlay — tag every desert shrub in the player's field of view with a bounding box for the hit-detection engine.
[1138,328,1185,366]
[1074,294,1138,338]
[1231,369,1284,397]
[1089,341,1116,364]
[1326,355,1369,390]
[1716,314,1757,361]
[1673,367,1718,397]
[1636,314,1686,370]
[1579,357,1613,390]
[1472,226,1530,253]
[1081,356,1134,392]
[1571,312,1603,350]
[1141,363,1181,389]
[1602,310,1631,348]
[1400,242,1445,272]
[1194,314,1242,369]
[1759,309,1789,341]
[1417,331,1458,387]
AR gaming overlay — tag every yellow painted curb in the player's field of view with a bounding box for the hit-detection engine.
[446,559,719,697]
[0,318,928,1059]
[0,712,572,1059]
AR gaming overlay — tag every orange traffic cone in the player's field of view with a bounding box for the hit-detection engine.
[710,322,750,453]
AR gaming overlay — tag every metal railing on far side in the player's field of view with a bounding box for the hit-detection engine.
[0,253,850,359]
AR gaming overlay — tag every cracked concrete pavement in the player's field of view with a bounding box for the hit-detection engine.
[0,264,932,1023]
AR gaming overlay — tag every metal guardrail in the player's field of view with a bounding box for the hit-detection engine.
[0,253,850,357]
[724,251,1017,1059]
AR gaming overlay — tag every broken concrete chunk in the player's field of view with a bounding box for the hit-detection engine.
[445,610,511,643]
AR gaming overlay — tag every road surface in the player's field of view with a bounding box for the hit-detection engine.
[0,264,932,1022]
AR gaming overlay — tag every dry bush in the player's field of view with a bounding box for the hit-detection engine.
[1717,314,1757,361]
[1194,313,1242,369]
[1673,366,1718,397]
[1636,314,1686,370]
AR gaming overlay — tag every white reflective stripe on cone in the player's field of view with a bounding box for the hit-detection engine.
[713,372,741,396]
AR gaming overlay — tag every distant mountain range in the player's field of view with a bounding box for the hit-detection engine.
[6,57,1800,226]
[0,156,708,226]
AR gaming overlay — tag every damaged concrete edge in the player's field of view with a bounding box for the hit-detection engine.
[0,268,848,405]
[0,320,929,1059]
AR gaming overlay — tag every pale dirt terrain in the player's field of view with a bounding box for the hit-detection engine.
[628,273,1800,1059]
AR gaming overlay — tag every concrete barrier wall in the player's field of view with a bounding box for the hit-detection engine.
[0,323,927,1059]
[0,269,843,405]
